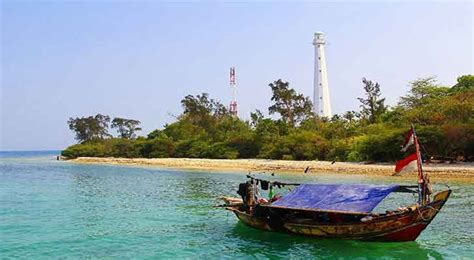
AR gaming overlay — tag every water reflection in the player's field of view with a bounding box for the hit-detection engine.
[5,157,464,259]
[228,223,444,259]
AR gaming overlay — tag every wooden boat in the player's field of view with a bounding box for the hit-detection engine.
[221,126,451,242]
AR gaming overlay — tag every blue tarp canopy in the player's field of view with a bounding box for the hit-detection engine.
[270,184,400,213]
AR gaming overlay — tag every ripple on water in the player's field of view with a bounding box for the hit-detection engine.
[0,154,473,258]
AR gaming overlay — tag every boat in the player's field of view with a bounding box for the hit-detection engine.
[221,126,451,242]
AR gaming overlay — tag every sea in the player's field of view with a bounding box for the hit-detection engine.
[1,151,472,259]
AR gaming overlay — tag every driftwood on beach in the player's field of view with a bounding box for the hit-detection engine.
[70,157,474,182]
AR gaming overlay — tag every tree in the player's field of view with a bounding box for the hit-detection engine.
[67,114,111,143]
[250,109,264,128]
[342,110,360,124]
[180,93,229,131]
[280,130,329,160]
[111,117,142,139]
[399,77,449,109]
[397,77,454,125]
[181,93,228,119]
[357,78,387,124]
[451,74,474,92]
[147,129,162,140]
[62,74,474,163]
[268,79,313,127]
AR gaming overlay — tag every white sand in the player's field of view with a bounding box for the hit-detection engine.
[71,157,474,182]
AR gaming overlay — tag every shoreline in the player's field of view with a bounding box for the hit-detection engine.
[70,157,474,183]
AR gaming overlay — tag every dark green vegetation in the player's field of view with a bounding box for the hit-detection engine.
[62,75,474,162]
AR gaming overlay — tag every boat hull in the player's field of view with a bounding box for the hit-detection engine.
[228,190,450,242]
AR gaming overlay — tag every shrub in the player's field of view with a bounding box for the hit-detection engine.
[136,136,175,158]
[352,129,405,162]
[61,142,107,158]
[106,139,139,158]
[280,130,330,160]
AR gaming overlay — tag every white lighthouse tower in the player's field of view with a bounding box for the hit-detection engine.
[313,32,332,117]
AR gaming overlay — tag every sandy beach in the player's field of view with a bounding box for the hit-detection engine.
[71,157,474,182]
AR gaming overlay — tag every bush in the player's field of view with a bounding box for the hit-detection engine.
[227,134,258,158]
[106,139,139,158]
[441,123,474,160]
[327,138,354,161]
[280,130,329,160]
[136,136,175,158]
[352,129,405,162]
[257,140,283,159]
[61,142,108,158]
[199,142,235,159]
[173,139,208,158]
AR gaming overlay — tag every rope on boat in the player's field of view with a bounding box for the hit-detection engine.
[416,205,439,222]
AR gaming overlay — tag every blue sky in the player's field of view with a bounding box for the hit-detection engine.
[1,1,472,151]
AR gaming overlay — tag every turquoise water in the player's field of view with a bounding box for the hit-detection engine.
[1,151,472,259]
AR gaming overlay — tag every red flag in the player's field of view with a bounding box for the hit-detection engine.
[394,153,418,175]
[400,129,414,152]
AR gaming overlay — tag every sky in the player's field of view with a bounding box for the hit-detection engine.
[1,1,473,151]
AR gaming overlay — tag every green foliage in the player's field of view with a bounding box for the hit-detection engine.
[250,109,264,128]
[107,138,139,158]
[147,129,162,140]
[61,138,138,158]
[61,143,107,158]
[256,129,329,160]
[63,75,474,162]
[111,117,142,139]
[174,139,210,158]
[280,130,329,160]
[397,78,472,125]
[440,123,474,159]
[268,79,313,127]
[352,128,405,162]
[136,135,175,158]
[399,77,449,109]
[180,93,228,132]
[67,114,111,143]
[451,75,474,92]
[357,78,387,124]
[439,89,474,123]
[327,138,357,162]
[204,142,239,159]
[163,119,207,141]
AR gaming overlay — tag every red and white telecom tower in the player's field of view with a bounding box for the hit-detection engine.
[229,67,238,116]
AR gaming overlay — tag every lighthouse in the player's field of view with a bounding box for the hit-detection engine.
[313,32,332,117]
[229,67,238,116]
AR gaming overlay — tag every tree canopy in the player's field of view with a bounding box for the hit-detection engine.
[111,118,142,139]
[68,114,111,143]
[452,75,474,92]
[357,78,387,124]
[63,74,474,162]
[268,79,313,127]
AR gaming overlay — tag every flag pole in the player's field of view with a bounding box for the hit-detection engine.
[412,124,425,205]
